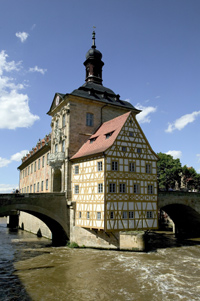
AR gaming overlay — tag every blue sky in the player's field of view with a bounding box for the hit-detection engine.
[0,0,200,192]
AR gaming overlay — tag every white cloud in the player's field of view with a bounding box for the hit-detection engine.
[0,50,39,129]
[0,150,29,169]
[15,32,29,43]
[135,103,157,123]
[29,66,47,75]
[0,184,18,193]
[166,150,182,159]
[11,150,29,162]
[165,111,200,133]
[0,157,11,167]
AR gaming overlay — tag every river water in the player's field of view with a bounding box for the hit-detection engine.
[0,217,200,301]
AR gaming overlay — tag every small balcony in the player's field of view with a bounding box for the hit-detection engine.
[48,152,65,169]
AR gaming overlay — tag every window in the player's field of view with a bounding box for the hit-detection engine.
[105,131,114,139]
[30,185,32,193]
[86,113,94,126]
[34,184,36,193]
[137,148,142,154]
[98,183,103,193]
[31,164,33,174]
[89,137,97,143]
[146,164,151,174]
[41,181,44,192]
[42,156,45,167]
[148,185,154,194]
[122,211,127,219]
[37,182,39,192]
[134,184,140,194]
[27,186,29,193]
[109,183,116,193]
[46,179,48,190]
[129,162,135,172]
[75,185,79,194]
[55,144,58,153]
[28,166,30,175]
[25,168,27,177]
[129,211,134,219]
[62,140,65,152]
[24,187,26,193]
[79,211,81,218]
[87,212,90,219]
[110,211,114,219]
[62,114,66,127]
[47,153,49,165]
[97,212,101,220]
[147,211,153,219]
[122,146,127,152]
[112,161,118,171]
[129,131,134,137]
[38,159,40,170]
[119,183,126,193]
[34,162,36,172]
[74,165,79,174]
[97,161,102,171]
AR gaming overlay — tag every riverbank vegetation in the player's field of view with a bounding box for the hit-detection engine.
[157,152,200,192]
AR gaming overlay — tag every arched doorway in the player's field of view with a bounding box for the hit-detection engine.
[53,169,62,192]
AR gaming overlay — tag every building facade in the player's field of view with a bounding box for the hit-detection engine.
[18,32,158,248]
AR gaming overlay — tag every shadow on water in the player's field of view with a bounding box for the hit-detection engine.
[146,230,200,252]
[0,218,52,301]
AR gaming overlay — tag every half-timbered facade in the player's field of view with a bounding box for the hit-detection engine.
[71,111,158,232]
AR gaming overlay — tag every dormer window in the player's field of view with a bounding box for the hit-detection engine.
[105,131,114,139]
[89,137,97,144]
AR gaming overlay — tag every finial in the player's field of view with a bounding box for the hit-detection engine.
[92,26,96,49]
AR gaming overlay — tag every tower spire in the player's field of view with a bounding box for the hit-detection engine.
[84,30,104,85]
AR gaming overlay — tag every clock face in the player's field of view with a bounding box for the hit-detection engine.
[56,96,60,106]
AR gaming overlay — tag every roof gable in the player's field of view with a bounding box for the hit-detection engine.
[70,112,131,160]
[47,93,65,115]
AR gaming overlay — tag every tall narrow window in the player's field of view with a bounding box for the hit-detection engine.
[129,162,135,172]
[98,183,103,193]
[109,183,116,193]
[146,164,151,174]
[112,161,118,171]
[74,165,79,174]
[62,114,66,127]
[55,144,58,153]
[46,179,48,190]
[47,153,49,165]
[34,184,36,193]
[62,140,65,152]
[37,182,39,192]
[41,181,44,192]
[147,211,153,219]
[119,183,126,193]
[30,185,32,193]
[75,185,79,194]
[34,162,36,172]
[86,113,94,126]
[110,211,114,219]
[42,156,45,167]
[97,161,102,171]
[129,211,134,219]
[31,164,33,173]
[38,159,40,170]
[87,212,90,219]
[134,184,140,194]
[148,185,154,194]
[97,212,101,220]
[122,211,128,219]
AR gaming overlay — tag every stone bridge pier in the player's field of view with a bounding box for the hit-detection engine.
[158,191,200,237]
[0,193,69,246]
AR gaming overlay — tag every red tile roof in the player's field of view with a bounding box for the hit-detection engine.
[71,111,131,160]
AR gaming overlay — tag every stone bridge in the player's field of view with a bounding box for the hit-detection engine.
[158,191,200,236]
[0,193,69,245]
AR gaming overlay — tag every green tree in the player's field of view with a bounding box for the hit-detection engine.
[182,165,200,191]
[157,152,182,191]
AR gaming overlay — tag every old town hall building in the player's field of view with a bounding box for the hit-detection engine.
[18,32,158,248]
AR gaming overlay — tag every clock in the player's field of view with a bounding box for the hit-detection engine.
[55,95,60,106]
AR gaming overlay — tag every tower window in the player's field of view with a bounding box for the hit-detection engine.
[112,161,118,171]
[86,113,94,126]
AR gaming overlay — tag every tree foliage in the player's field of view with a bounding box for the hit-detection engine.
[157,152,182,191]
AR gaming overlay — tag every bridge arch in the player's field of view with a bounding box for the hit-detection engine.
[0,193,69,246]
[158,192,200,237]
